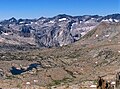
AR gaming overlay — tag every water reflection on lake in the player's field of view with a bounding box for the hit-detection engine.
[10,63,41,75]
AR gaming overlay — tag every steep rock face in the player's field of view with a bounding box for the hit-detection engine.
[20,25,31,37]
[0,14,120,48]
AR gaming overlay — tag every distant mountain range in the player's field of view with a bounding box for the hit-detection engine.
[0,13,120,49]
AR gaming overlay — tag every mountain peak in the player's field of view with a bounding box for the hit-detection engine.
[8,17,17,22]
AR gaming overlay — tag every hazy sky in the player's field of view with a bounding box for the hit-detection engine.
[0,0,119,20]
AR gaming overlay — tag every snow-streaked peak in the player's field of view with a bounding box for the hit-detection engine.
[9,19,14,22]
[9,17,17,22]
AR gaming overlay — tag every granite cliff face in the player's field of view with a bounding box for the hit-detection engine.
[0,14,120,48]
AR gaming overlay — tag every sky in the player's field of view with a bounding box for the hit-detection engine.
[0,0,119,20]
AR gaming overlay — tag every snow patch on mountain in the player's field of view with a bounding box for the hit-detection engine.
[109,18,113,22]
[59,18,67,21]
[49,20,55,23]
[19,21,25,24]
[102,19,109,22]
[114,19,119,22]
